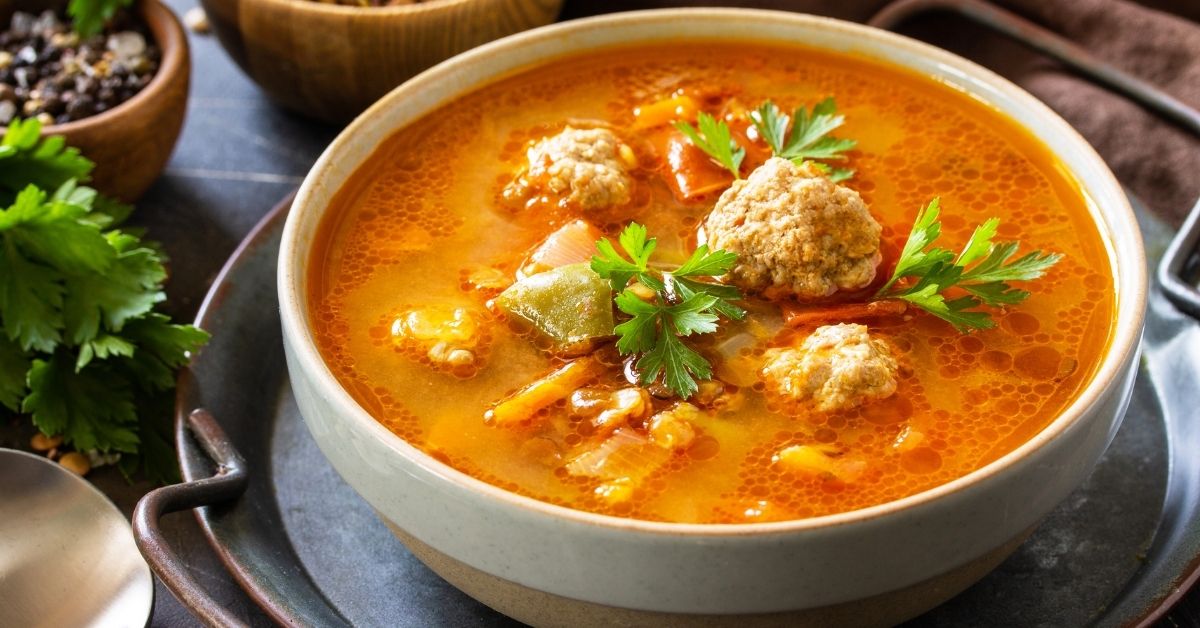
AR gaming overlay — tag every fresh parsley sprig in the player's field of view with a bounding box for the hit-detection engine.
[0,118,209,483]
[591,224,745,399]
[751,98,856,182]
[875,198,1062,332]
[674,112,746,179]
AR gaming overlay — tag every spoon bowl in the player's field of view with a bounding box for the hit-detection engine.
[0,448,153,627]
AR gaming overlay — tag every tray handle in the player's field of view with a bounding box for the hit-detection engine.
[133,409,250,628]
[869,0,1200,320]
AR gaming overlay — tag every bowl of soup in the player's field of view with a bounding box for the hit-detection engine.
[279,9,1145,625]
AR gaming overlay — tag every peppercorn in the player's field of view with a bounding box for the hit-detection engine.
[0,9,161,125]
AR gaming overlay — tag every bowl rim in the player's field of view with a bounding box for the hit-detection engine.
[280,7,1147,537]
[2,0,188,136]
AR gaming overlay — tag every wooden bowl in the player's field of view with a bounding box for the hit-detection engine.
[0,0,190,202]
[199,0,563,123]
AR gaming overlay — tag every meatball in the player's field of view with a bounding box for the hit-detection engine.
[506,127,634,211]
[704,157,881,299]
[761,323,898,412]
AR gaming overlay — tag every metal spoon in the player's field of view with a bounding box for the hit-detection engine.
[0,448,153,627]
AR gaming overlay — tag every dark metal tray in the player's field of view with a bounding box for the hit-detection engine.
[142,189,1200,627]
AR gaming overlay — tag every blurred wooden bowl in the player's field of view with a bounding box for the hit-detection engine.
[0,0,190,202]
[199,0,564,123]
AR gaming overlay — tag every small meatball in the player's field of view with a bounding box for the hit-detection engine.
[704,157,881,299]
[761,323,898,412]
[506,127,634,211]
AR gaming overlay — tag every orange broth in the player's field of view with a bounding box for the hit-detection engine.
[307,43,1115,524]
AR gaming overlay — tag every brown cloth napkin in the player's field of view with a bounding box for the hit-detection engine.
[565,0,1200,226]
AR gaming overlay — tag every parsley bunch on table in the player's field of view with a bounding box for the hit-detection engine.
[0,119,208,482]
[591,223,744,399]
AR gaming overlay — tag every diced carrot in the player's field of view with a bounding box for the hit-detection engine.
[654,114,770,202]
[774,444,865,482]
[522,220,603,278]
[664,132,734,201]
[485,357,602,425]
[782,299,909,328]
[632,95,700,131]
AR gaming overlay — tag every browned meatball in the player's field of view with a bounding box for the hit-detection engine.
[761,323,898,412]
[704,158,882,299]
[505,127,635,211]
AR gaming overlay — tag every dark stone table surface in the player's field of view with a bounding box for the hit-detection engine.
[3,0,1198,625]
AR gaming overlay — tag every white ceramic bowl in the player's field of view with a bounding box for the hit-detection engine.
[279,9,1146,626]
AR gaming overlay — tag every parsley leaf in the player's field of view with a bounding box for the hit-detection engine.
[25,352,140,453]
[674,112,746,179]
[751,98,857,181]
[62,233,166,344]
[1,236,66,352]
[68,0,133,37]
[592,223,743,399]
[2,185,116,274]
[667,293,721,336]
[876,197,1062,332]
[613,291,659,354]
[0,120,94,203]
[0,336,30,411]
[636,330,712,401]
[672,244,738,278]
[117,313,211,392]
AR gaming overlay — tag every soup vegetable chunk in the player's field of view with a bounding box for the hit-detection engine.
[308,43,1115,523]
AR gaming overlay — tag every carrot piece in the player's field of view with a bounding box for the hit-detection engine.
[485,357,602,425]
[632,95,700,131]
[664,133,734,201]
[521,220,603,278]
[782,299,908,328]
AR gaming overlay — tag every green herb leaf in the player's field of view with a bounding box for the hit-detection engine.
[117,392,180,485]
[591,222,656,291]
[674,112,746,179]
[0,336,30,411]
[751,98,857,179]
[0,120,94,202]
[673,277,746,320]
[751,101,790,155]
[593,224,743,398]
[62,235,166,344]
[876,197,1062,332]
[635,331,712,401]
[116,313,210,392]
[612,291,660,354]
[0,237,66,352]
[68,0,133,37]
[667,293,721,336]
[24,352,140,453]
[76,333,137,371]
[2,185,116,274]
[672,244,738,278]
